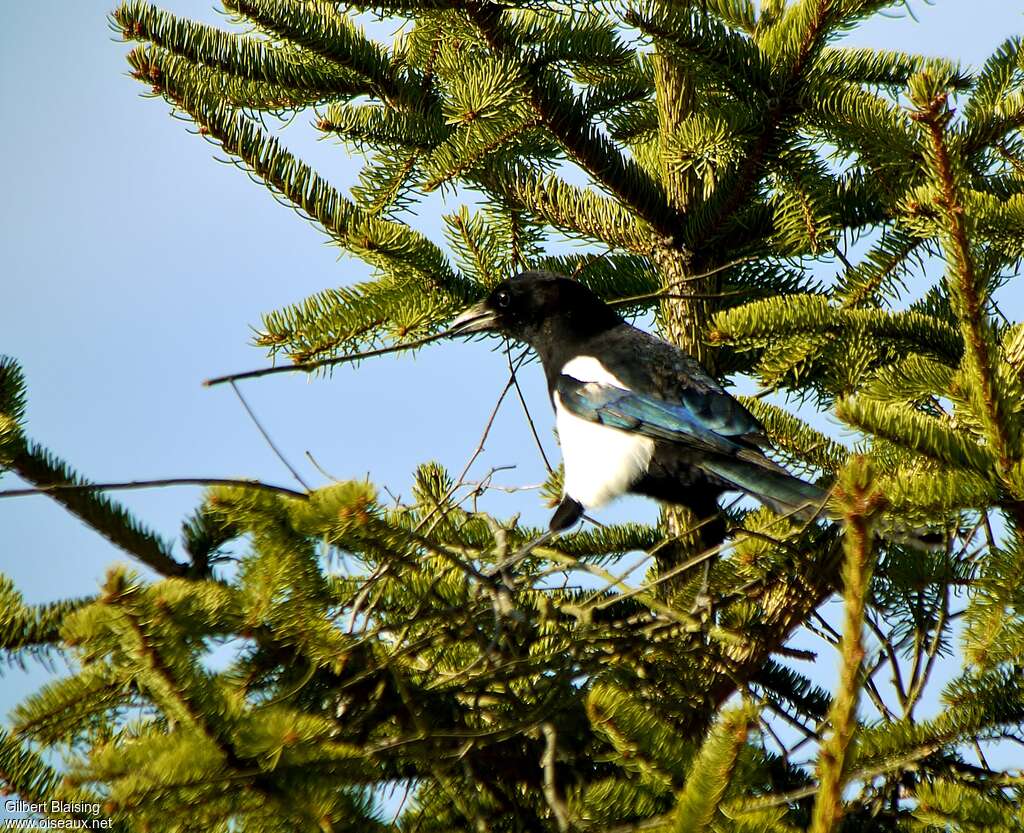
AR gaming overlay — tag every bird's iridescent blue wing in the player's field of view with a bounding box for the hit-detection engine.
[555,376,743,457]
[589,325,766,442]
[555,376,831,522]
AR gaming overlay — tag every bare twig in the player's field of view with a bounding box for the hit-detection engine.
[862,661,897,723]
[609,256,760,308]
[230,381,311,490]
[413,351,529,537]
[0,478,309,501]
[570,249,614,280]
[304,450,342,483]
[505,340,554,474]
[906,586,950,718]
[204,329,454,387]
[865,612,907,710]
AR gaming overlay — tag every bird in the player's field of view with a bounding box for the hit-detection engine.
[450,270,827,546]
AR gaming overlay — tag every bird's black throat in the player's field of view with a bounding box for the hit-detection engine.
[530,319,628,395]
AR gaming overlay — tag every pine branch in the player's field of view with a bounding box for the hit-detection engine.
[255,276,468,363]
[752,660,831,723]
[963,532,1024,669]
[3,442,187,578]
[509,10,633,71]
[860,354,955,404]
[681,0,883,248]
[587,681,694,787]
[0,478,309,501]
[878,466,998,520]
[711,295,965,367]
[222,0,422,107]
[465,2,677,241]
[810,458,883,833]
[670,706,754,833]
[0,356,27,455]
[813,46,969,89]
[129,49,471,309]
[491,169,656,253]
[0,729,121,830]
[0,729,57,807]
[965,37,1022,125]
[0,575,91,667]
[9,5,1019,828]
[11,664,131,746]
[320,100,444,151]
[912,90,1021,482]
[835,397,996,474]
[700,528,846,736]
[738,396,849,474]
[628,3,772,102]
[422,106,540,192]
[834,230,928,308]
[115,1,367,99]
[127,45,357,109]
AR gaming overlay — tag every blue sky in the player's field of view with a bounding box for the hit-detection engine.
[2,0,1023,787]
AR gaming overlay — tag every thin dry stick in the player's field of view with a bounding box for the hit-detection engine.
[454,348,531,490]
[530,496,739,610]
[230,380,311,490]
[811,611,842,645]
[862,655,897,723]
[205,259,752,387]
[865,612,907,709]
[609,255,760,307]
[413,351,529,537]
[571,248,614,280]
[648,289,756,302]
[0,478,309,501]
[204,329,454,387]
[505,340,554,474]
[831,241,855,274]
[750,690,820,743]
[578,514,730,612]
[759,714,792,765]
[905,586,950,718]
[304,450,342,483]
[541,549,701,629]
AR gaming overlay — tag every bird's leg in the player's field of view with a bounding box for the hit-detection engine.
[549,496,584,532]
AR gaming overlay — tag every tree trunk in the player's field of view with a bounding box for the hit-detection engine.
[652,53,722,589]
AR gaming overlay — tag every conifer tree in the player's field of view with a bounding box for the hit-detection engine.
[3,1,1024,831]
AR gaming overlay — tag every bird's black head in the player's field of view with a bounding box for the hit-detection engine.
[450,271,622,347]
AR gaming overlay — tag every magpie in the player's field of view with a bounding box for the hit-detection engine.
[450,271,827,543]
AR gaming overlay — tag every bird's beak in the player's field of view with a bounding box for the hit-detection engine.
[449,301,499,335]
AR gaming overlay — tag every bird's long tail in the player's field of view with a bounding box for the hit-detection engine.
[703,456,944,550]
[701,457,829,523]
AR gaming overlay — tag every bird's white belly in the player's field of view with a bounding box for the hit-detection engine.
[554,392,655,509]
[555,355,655,508]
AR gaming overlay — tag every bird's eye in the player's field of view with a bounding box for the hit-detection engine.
[495,290,512,308]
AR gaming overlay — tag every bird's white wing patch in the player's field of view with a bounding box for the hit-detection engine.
[556,356,654,509]
[561,356,629,388]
